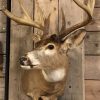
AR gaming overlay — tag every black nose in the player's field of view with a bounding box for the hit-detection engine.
[19,56,28,65]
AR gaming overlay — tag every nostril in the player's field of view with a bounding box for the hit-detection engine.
[22,57,28,61]
[19,56,28,65]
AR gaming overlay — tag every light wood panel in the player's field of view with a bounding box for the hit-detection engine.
[86,8,100,31]
[0,12,6,33]
[85,80,100,100]
[9,0,34,100]
[0,34,6,54]
[85,32,100,55]
[85,32,100,42]
[9,0,85,100]
[85,56,100,80]
[59,0,84,100]
[85,42,100,55]
[95,0,100,7]
[0,77,4,100]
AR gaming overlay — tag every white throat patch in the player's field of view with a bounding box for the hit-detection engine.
[42,68,66,82]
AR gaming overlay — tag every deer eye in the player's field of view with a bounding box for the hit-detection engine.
[47,44,55,50]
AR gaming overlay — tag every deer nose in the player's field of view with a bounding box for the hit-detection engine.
[19,56,28,65]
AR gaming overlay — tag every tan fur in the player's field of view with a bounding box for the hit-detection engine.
[20,31,86,100]
[1,0,95,99]
[21,67,68,100]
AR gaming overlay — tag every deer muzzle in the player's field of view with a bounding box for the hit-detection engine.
[19,56,34,69]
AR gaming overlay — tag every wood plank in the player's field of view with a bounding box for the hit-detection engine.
[34,0,58,33]
[85,80,100,100]
[85,41,100,55]
[0,34,6,54]
[0,0,6,9]
[86,8,100,31]
[0,55,3,70]
[59,0,84,100]
[0,87,4,100]
[95,0,100,7]
[85,32,100,42]
[9,0,34,100]
[85,32,100,55]
[0,12,6,33]
[85,56,100,80]
[0,78,5,88]
[0,78,4,100]
[9,0,85,100]
[0,71,4,77]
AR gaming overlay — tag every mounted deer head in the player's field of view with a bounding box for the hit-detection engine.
[1,0,95,99]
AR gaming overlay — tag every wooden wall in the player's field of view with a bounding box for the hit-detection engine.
[9,0,84,100]
[85,0,100,100]
[1,0,100,100]
[0,0,6,100]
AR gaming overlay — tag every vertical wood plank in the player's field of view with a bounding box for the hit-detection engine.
[0,12,6,33]
[85,56,100,80]
[0,78,5,100]
[85,80,100,100]
[34,0,58,34]
[9,0,84,100]
[0,0,6,99]
[59,0,84,100]
[9,0,34,100]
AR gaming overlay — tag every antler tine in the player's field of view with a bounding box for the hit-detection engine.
[59,0,95,41]
[87,0,95,15]
[59,8,66,34]
[41,14,51,39]
[1,0,44,30]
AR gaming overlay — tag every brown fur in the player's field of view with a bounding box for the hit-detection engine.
[21,67,68,100]
[20,31,86,100]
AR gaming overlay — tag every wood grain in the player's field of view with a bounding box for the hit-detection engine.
[85,42,100,55]
[86,8,100,31]
[0,0,6,9]
[85,56,100,80]
[0,77,4,100]
[9,0,85,100]
[0,12,6,33]
[95,0,100,7]
[0,34,6,54]
[85,32,100,55]
[85,80,100,100]
[9,0,34,100]
[59,0,85,100]
[85,32,100,42]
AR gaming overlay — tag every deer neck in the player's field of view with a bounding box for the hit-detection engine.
[42,68,66,82]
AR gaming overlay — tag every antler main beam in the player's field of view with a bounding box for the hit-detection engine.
[1,0,44,30]
[60,0,95,41]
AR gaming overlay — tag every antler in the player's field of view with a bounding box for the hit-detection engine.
[59,8,66,34]
[1,0,44,30]
[59,0,95,41]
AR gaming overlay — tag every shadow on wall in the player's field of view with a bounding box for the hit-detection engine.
[0,41,3,70]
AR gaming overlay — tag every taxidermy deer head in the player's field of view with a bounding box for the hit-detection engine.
[1,0,95,100]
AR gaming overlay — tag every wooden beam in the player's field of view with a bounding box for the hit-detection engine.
[86,8,100,31]
[85,56,100,80]
[0,78,5,100]
[9,0,34,100]
[9,0,84,100]
[85,80,100,100]
[85,32,100,55]
[0,12,6,33]
[95,0,100,7]
[59,0,85,100]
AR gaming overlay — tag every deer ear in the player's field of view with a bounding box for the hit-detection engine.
[61,29,86,50]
